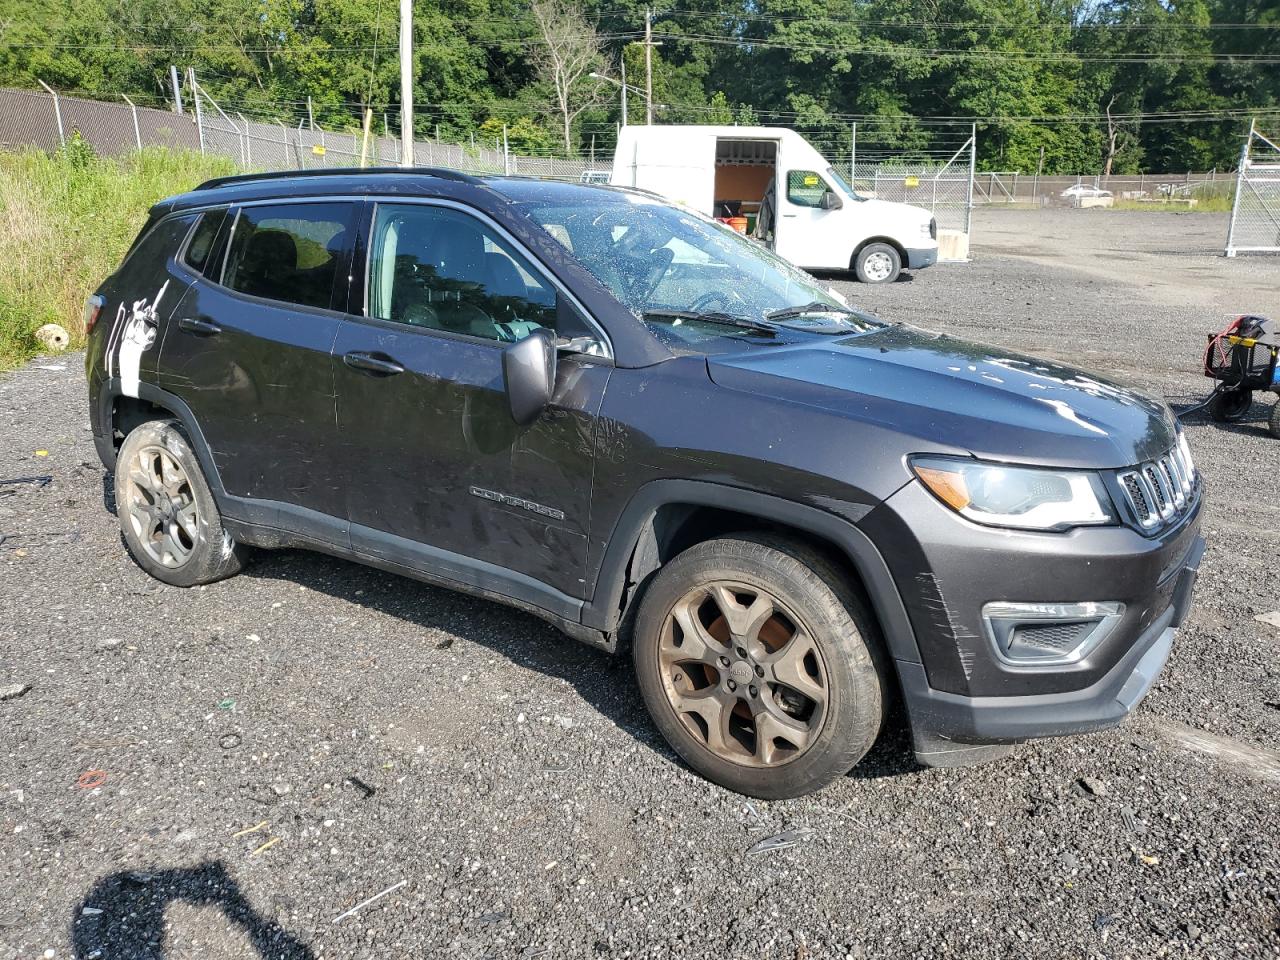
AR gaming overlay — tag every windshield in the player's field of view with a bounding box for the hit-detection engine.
[520,191,880,349]
[825,166,864,200]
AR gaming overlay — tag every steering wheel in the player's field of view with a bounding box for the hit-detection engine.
[690,289,748,314]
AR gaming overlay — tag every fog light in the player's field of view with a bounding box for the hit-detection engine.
[982,601,1124,667]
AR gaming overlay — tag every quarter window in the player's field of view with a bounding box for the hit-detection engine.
[183,208,229,278]
[368,204,558,343]
[786,170,828,208]
[224,203,353,310]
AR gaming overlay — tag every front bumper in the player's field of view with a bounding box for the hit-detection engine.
[864,477,1205,767]
[905,535,1200,765]
[905,245,938,270]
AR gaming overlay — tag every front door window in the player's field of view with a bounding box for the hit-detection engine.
[368,204,559,343]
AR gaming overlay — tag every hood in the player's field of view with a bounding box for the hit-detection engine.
[856,197,932,226]
[706,325,1177,469]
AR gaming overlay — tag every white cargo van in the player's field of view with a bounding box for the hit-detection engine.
[609,125,938,283]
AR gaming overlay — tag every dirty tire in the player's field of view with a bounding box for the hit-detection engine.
[1207,387,1252,423]
[1270,397,1280,439]
[854,242,902,284]
[114,419,248,587]
[633,535,886,799]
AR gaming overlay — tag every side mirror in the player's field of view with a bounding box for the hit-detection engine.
[819,190,843,211]
[502,327,557,426]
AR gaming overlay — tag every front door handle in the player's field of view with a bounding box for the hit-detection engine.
[343,351,405,376]
[177,317,221,336]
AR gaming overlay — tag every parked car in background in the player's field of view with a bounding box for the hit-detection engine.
[610,125,937,283]
[1061,184,1115,208]
[86,169,1203,799]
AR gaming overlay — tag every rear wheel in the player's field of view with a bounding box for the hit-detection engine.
[1208,387,1252,423]
[1269,396,1280,439]
[633,536,886,799]
[854,242,902,284]
[115,419,248,587]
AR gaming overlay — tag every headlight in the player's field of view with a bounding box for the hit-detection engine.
[910,456,1117,531]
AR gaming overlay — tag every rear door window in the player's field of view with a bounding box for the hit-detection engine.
[223,203,355,310]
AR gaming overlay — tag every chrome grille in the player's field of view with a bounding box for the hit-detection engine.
[1117,445,1197,533]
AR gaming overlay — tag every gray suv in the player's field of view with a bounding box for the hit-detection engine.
[85,168,1204,798]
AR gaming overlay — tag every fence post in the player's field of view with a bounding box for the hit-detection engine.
[37,80,64,147]
[239,113,252,168]
[188,68,205,154]
[122,94,142,150]
[1225,118,1254,258]
[278,121,290,170]
[966,124,976,239]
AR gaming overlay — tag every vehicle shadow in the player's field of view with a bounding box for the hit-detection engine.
[71,860,313,960]
[808,268,916,285]
[242,548,923,783]
[243,547,666,752]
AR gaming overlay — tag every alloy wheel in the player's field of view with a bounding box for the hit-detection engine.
[123,445,200,568]
[657,581,830,767]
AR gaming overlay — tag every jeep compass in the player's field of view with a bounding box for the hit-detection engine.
[85,169,1204,799]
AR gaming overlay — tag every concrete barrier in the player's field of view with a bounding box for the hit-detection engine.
[938,229,969,262]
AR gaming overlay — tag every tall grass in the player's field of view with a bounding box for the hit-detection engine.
[1109,180,1237,213]
[0,142,234,368]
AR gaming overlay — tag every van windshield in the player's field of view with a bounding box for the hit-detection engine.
[826,166,864,200]
[521,192,880,349]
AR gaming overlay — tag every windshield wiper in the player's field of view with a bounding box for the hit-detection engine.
[642,309,778,337]
[764,301,858,321]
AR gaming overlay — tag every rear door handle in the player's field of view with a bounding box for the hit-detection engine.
[343,351,405,376]
[177,317,221,336]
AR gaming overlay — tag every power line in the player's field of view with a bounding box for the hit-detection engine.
[637,8,1280,31]
[657,31,1280,64]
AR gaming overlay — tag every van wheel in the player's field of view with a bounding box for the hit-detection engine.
[115,419,248,587]
[854,243,902,283]
[632,535,886,799]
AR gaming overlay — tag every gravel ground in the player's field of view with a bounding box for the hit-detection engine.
[2,207,1279,960]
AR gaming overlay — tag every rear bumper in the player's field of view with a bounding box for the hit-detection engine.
[905,245,938,270]
[902,534,1203,767]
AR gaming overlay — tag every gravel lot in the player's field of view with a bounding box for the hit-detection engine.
[2,207,1279,960]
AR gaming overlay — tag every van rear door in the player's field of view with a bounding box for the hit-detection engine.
[615,127,716,213]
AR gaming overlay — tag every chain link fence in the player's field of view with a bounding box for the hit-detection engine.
[851,132,975,260]
[1226,122,1280,256]
[0,85,609,182]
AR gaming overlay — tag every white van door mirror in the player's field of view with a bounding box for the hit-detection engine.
[819,190,843,211]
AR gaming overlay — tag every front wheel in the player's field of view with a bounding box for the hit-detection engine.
[632,536,887,799]
[1269,396,1280,439]
[854,242,902,284]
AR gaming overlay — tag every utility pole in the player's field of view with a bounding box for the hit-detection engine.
[399,0,415,166]
[621,58,628,127]
[307,96,315,131]
[169,65,183,115]
[643,9,661,125]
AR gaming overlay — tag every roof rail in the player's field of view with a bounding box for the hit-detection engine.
[194,166,483,192]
